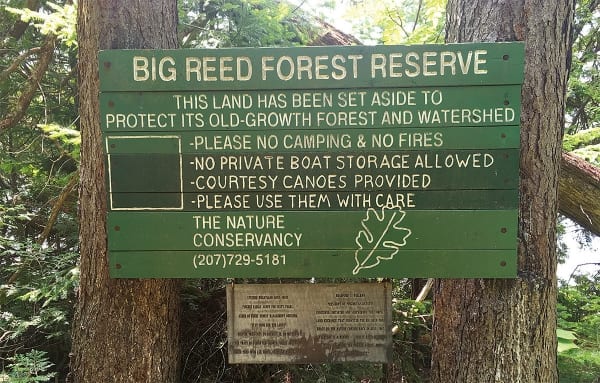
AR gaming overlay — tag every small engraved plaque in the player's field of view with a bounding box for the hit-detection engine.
[227,282,392,364]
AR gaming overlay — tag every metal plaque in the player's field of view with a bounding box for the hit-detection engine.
[227,282,392,364]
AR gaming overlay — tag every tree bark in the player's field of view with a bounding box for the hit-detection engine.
[559,151,600,237]
[431,1,574,382]
[560,125,600,236]
[70,1,181,382]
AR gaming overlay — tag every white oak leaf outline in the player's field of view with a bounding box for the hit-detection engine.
[352,206,412,275]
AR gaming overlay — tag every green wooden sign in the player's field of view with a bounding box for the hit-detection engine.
[99,43,524,91]
[99,43,524,278]
[104,126,521,152]
[100,86,522,131]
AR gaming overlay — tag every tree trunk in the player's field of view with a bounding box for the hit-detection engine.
[70,1,181,382]
[431,1,573,382]
[560,151,600,237]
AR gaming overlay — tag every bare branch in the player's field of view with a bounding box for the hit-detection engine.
[7,171,78,285]
[567,262,600,283]
[416,278,434,302]
[412,0,424,33]
[0,46,44,82]
[386,8,410,39]
[0,34,56,132]
[38,171,78,245]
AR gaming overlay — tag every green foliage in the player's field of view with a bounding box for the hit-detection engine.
[38,123,81,161]
[566,0,600,134]
[558,328,580,353]
[556,219,570,264]
[558,1,600,374]
[2,350,56,383]
[0,205,34,239]
[572,144,600,166]
[388,281,431,382]
[558,273,600,382]
[1,1,80,379]
[0,241,77,375]
[563,127,600,165]
[6,1,77,48]
[558,276,600,347]
[559,349,600,383]
[344,0,446,44]
[563,127,600,151]
[179,0,314,48]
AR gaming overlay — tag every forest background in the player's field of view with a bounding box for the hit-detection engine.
[0,0,599,382]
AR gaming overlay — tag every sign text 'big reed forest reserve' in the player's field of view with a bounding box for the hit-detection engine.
[99,43,524,278]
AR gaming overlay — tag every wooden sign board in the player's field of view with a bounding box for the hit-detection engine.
[227,282,392,364]
[99,43,524,278]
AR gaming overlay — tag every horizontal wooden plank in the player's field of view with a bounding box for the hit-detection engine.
[104,126,521,153]
[99,43,524,91]
[109,248,516,278]
[105,135,181,153]
[105,149,519,193]
[100,86,521,131]
[106,209,518,251]
[108,190,518,211]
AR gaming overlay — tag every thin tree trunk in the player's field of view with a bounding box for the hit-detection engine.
[560,151,600,237]
[70,1,181,382]
[431,1,574,382]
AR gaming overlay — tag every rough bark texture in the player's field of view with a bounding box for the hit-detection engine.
[308,20,362,46]
[559,151,600,237]
[431,1,574,383]
[70,1,181,382]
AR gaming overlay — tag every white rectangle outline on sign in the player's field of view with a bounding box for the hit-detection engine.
[105,135,183,211]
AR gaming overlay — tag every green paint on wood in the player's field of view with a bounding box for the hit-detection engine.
[108,189,518,211]
[104,126,521,153]
[99,43,525,91]
[110,249,516,278]
[105,149,519,194]
[99,42,524,278]
[100,86,522,131]
[106,210,518,251]
[105,135,181,153]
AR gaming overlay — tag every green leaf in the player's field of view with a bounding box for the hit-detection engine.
[557,328,579,353]
[6,2,77,47]
[563,127,600,151]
